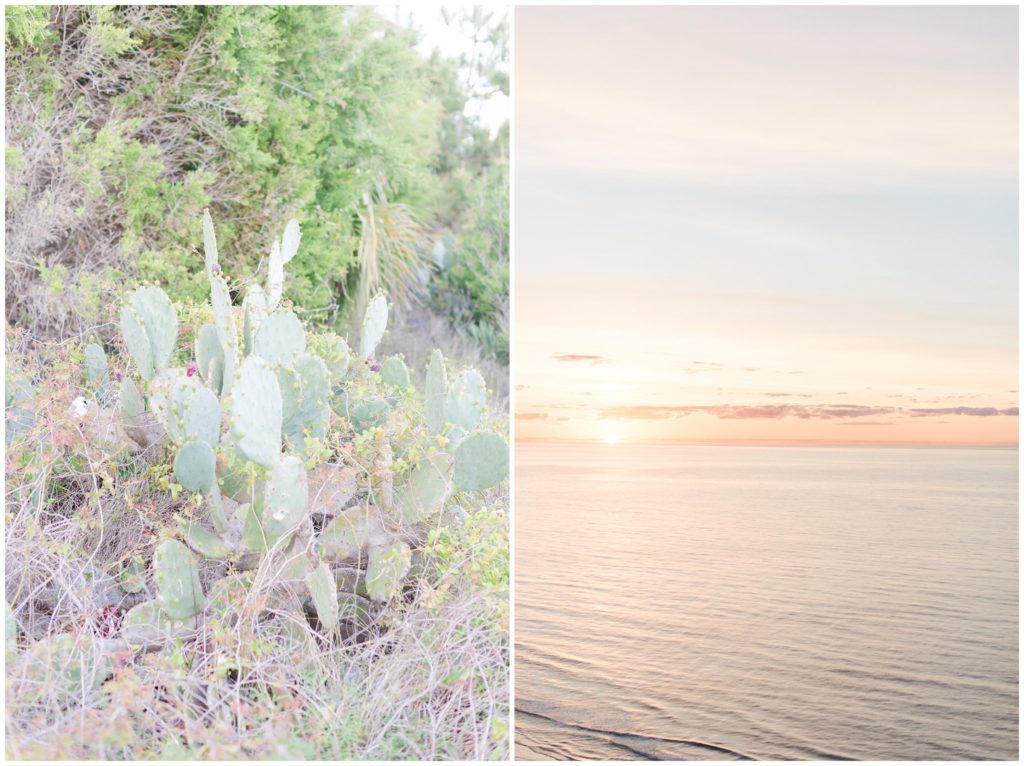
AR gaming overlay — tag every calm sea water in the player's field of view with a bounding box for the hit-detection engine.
[515,444,1018,760]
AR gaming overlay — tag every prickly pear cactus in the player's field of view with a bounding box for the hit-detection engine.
[379,356,410,389]
[360,294,388,359]
[154,539,205,619]
[231,356,283,469]
[98,211,508,653]
[120,285,178,381]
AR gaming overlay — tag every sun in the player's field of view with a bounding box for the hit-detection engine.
[603,433,620,445]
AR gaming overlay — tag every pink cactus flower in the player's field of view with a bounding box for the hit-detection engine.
[186,361,199,377]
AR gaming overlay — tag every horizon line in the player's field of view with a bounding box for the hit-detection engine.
[514,437,1020,450]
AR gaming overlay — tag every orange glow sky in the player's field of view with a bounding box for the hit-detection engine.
[515,7,1018,447]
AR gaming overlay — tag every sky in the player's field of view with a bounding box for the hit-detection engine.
[381,5,510,135]
[515,6,1018,447]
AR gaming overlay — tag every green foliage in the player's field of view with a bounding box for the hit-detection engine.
[426,10,510,364]
[6,6,455,335]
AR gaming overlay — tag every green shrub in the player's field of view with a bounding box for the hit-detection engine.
[5,6,446,336]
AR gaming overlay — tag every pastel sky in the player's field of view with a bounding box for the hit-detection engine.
[515,6,1018,447]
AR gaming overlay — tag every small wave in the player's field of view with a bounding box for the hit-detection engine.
[516,706,758,760]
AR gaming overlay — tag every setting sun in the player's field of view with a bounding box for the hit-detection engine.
[603,433,620,445]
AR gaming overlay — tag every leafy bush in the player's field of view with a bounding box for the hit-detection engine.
[5,6,445,337]
[4,214,509,759]
[427,10,510,364]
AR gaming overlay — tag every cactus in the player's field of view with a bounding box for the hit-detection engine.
[122,601,199,650]
[120,285,178,381]
[231,356,283,469]
[311,334,351,385]
[179,519,233,560]
[319,505,386,561]
[242,284,269,355]
[365,541,412,602]
[347,395,390,433]
[280,354,331,454]
[209,274,238,396]
[196,324,225,393]
[173,440,216,492]
[119,556,146,594]
[84,343,108,383]
[154,539,205,619]
[119,377,144,423]
[379,356,410,388]
[242,455,308,553]
[425,349,447,433]
[202,209,219,275]
[253,310,306,365]
[453,431,509,491]
[360,294,388,359]
[446,369,487,431]
[97,211,508,655]
[305,560,338,631]
[397,454,450,522]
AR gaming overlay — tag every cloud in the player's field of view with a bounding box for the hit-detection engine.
[597,402,1019,421]
[516,412,549,420]
[907,406,1018,417]
[552,353,608,364]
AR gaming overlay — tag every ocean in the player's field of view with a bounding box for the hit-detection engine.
[515,444,1018,760]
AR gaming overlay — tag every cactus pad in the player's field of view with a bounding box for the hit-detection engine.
[119,377,144,423]
[196,324,225,393]
[360,294,388,359]
[174,440,216,492]
[231,356,283,469]
[348,395,390,433]
[267,240,286,312]
[425,349,448,433]
[84,343,108,383]
[365,541,412,602]
[119,556,146,594]
[202,209,219,274]
[242,284,269,355]
[209,273,237,396]
[311,334,351,385]
[253,310,306,365]
[280,354,330,454]
[263,455,308,533]
[179,520,232,560]
[446,370,487,431]
[305,559,338,632]
[247,455,308,552]
[453,431,509,491]
[379,356,410,389]
[120,307,154,380]
[397,453,450,522]
[122,600,199,650]
[319,506,385,561]
[282,219,301,263]
[183,386,221,447]
[154,539,206,619]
